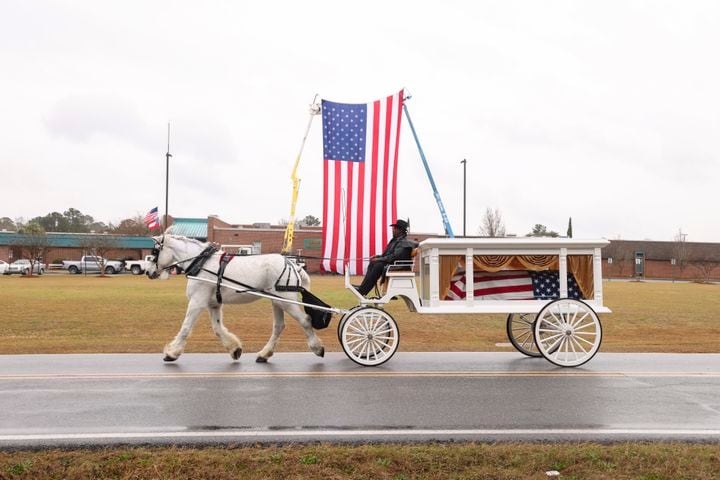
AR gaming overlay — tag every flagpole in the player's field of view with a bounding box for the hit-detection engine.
[461,159,466,237]
[164,123,172,231]
[402,96,455,238]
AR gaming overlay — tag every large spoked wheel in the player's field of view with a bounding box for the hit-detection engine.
[534,298,602,367]
[337,305,364,344]
[506,313,541,357]
[339,307,399,367]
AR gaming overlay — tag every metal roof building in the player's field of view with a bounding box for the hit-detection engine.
[167,218,208,240]
[0,232,154,249]
[0,232,154,263]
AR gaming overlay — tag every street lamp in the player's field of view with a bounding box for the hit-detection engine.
[460,159,467,237]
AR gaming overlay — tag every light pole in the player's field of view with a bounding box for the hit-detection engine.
[460,159,467,237]
[164,123,172,230]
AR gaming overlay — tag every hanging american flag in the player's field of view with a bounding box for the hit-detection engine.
[144,207,161,231]
[320,89,404,274]
[445,270,582,301]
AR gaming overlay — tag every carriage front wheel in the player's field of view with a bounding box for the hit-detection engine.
[534,298,602,367]
[339,307,399,367]
[506,313,542,357]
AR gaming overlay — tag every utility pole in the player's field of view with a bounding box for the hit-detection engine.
[461,159,466,237]
[164,123,172,230]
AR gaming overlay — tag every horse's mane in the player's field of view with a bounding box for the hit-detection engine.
[166,234,208,248]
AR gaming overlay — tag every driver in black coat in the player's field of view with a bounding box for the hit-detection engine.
[355,219,417,296]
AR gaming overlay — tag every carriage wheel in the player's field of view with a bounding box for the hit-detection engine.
[534,298,602,367]
[506,313,542,357]
[340,307,399,367]
[337,305,363,344]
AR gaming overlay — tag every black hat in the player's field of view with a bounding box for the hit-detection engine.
[390,219,409,231]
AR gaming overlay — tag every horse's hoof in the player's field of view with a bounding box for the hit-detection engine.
[316,347,325,358]
[163,355,177,362]
[231,348,242,360]
[255,356,268,363]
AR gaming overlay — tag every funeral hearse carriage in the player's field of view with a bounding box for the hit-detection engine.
[339,237,610,368]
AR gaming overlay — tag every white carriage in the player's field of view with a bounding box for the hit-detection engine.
[339,237,611,368]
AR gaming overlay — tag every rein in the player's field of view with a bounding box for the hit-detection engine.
[152,245,218,274]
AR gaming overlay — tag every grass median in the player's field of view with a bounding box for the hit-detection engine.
[1,274,718,355]
[1,443,719,479]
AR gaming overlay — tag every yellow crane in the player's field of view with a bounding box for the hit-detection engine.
[281,96,320,255]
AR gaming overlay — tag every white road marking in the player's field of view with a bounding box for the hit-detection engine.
[1,428,719,442]
[0,370,719,380]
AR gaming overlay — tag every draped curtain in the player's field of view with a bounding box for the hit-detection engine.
[440,255,593,300]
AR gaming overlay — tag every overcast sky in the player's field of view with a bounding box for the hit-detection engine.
[1,1,718,241]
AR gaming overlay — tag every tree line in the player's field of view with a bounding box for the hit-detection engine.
[477,207,570,238]
[1,208,152,236]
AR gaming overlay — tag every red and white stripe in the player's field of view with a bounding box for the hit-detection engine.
[445,271,535,301]
[144,208,161,231]
[322,90,403,274]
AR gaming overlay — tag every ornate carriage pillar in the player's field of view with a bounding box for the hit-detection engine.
[465,247,474,306]
[559,247,568,298]
[593,247,603,304]
[429,247,440,307]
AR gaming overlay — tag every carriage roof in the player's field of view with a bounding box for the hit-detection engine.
[418,237,609,251]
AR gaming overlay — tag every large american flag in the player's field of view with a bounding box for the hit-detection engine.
[321,90,404,274]
[445,270,582,301]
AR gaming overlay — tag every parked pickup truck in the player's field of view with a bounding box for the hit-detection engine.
[124,255,155,275]
[63,256,124,275]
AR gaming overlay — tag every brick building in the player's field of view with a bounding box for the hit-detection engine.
[4,217,718,281]
[204,215,437,273]
[603,239,720,282]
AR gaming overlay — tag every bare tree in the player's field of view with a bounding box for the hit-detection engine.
[690,260,720,283]
[277,218,298,227]
[14,223,49,276]
[78,234,121,277]
[112,214,151,235]
[478,208,506,237]
[607,241,634,278]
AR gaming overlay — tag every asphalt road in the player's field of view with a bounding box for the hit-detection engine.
[1,352,719,447]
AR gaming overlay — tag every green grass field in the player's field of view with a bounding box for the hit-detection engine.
[2,275,719,477]
[1,443,719,479]
[1,274,719,354]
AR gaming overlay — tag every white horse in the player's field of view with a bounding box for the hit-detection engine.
[144,234,325,363]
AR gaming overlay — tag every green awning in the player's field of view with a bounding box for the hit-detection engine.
[0,232,154,248]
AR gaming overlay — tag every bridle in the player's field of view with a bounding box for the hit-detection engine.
[147,236,218,277]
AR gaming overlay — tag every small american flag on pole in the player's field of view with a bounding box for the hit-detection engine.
[144,207,161,231]
[321,90,404,274]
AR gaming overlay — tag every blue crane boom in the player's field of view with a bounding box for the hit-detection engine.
[402,99,455,238]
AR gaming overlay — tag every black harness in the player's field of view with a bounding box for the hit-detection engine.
[201,257,332,329]
[214,252,234,304]
[184,245,219,276]
[152,241,332,329]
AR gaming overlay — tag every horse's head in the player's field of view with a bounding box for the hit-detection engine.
[146,235,173,280]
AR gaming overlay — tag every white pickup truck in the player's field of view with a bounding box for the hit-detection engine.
[63,256,124,275]
[124,255,154,275]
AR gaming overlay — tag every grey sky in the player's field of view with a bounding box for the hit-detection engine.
[1,1,718,241]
